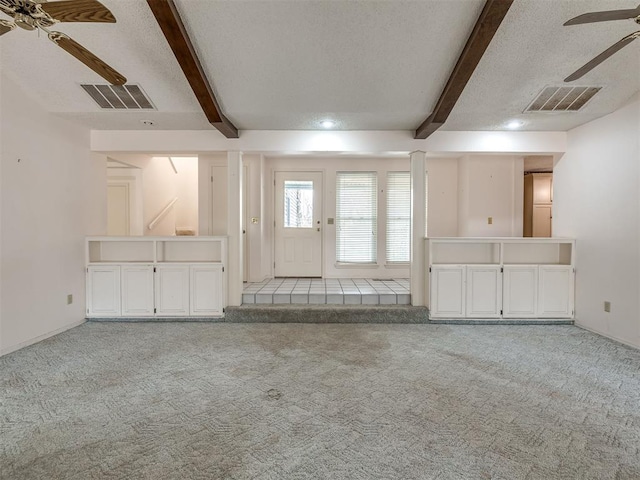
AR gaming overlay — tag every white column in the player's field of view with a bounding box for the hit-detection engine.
[227,151,243,306]
[410,150,427,306]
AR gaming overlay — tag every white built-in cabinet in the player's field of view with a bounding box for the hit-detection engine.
[122,265,155,316]
[87,265,121,316]
[86,237,227,318]
[426,238,574,320]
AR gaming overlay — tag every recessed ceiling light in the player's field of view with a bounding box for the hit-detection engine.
[141,120,154,126]
[506,120,524,129]
[320,120,335,129]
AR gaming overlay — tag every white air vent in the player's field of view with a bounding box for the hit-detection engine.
[525,86,601,113]
[81,84,155,110]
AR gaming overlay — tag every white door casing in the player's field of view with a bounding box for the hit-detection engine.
[107,169,143,236]
[243,164,248,282]
[274,171,323,277]
[210,165,228,235]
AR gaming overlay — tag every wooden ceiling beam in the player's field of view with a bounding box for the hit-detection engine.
[415,0,514,139]
[147,0,238,138]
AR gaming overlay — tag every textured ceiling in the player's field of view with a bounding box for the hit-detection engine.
[443,0,640,131]
[0,0,638,132]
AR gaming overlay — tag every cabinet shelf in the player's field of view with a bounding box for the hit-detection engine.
[86,237,228,318]
[425,237,575,320]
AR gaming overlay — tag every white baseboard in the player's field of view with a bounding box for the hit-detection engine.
[0,319,86,357]
[575,322,640,350]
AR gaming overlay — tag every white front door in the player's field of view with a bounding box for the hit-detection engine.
[274,171,323,277]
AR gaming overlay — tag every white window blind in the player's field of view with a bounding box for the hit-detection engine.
[386,172,411,263]
[336,172,377,263]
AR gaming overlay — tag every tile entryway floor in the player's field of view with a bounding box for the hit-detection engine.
[242,278,410,305]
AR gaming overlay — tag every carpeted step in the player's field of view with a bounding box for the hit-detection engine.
[224,304,430,323]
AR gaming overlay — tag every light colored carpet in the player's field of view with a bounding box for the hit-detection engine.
[1,323,639,479]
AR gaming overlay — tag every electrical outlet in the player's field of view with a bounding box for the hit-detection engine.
[488,217,493,225]
[604,301,611,313]
[67,294,73,305]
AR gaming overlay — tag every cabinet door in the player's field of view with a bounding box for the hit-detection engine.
[87,266,121,317]
[121,265,154,316]
[466,266,502,318]
[430,266,465,318]
[503,265,538,318]
[533,174,553,204]
[190,264,223,316]
[155,265,190,316]
[532,205,552,237]
[538,265,573,318]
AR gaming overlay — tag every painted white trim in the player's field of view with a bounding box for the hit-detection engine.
[91,130,567,155]
[575,322,640,350]
[227,152,243,306]
[410,151,427,306]
[0,319,86,357]
[334,263,378,269]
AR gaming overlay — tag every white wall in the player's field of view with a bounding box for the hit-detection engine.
[198,153,228,235]
[142,158,177,236]
[554,94,640,349]
[426,157,458,237]
[458,155,524,237]
[0,74,106,355]
[171,157,199,234]
[426,155,523,238]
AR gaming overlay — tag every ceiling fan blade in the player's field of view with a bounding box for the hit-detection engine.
[565,33,639,82]
[39,0,115,23]
[0,0,16,15]
[564,6,640,26]
[48,31,126,85]
[0,20,15,35]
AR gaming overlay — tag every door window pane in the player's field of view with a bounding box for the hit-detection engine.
[284,180,313,228]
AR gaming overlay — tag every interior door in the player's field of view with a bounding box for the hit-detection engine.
[274,171,323,277]
[107,184,130,235]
